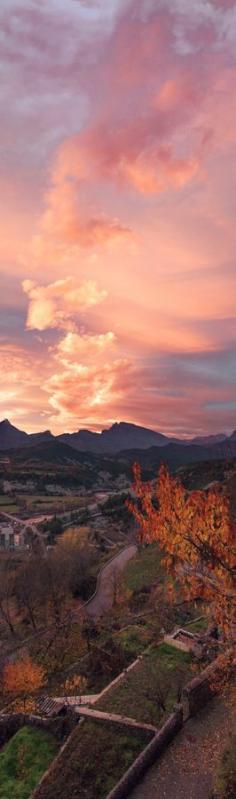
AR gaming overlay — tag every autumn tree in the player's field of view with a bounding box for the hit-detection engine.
[3,655,45,711]
[128,464,236,651]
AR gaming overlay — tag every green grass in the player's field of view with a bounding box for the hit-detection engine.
[123,544,163,592]
[33,720,149,799]
[0,504,20,513]
[97,643,193,727]
[17,495,86,506]
[115,624,152,658]
[185,617,208,634]
[0,726,58,799]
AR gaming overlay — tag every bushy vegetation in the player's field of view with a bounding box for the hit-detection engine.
[0,726,57,799]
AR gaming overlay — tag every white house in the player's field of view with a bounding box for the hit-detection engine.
[0,522,24,549]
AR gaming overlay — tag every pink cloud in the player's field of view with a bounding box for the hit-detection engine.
[44,345,135,428]
[0,343,52,430]
[56,331,115,362]
[22,277,107,331]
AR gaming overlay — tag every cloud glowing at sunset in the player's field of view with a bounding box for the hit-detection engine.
[0,0,235,436]
[23,277,107,331]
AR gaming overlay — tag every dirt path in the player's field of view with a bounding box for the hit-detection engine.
[86,544,137,619]
[130,697,233,799]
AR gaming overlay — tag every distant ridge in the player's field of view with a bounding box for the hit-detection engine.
[0,419,53,451]
[0,418,233,455]
[58,421,173,453]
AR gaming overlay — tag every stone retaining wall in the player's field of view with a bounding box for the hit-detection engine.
[96,653,144,704]
[183,655,225,717]
[77,706,156,737]
[104,706,183,799]
[0,710,77,748]
[164,633,193,654]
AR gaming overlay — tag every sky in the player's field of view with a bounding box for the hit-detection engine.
[0,0,236,437]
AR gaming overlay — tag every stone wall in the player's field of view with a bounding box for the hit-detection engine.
[0,710,77,748]
[104,706,183,799]
[77,706,156,737]
[183,655,225,717]
[164,633,193,654]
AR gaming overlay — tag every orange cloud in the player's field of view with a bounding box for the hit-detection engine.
[35,144,132,259]
[0,344,51,429]
[44,357,134,427]
[42,323,133,428]
[56,331,115,362]
[42,180,131,247]
[22,277,107,331]
[155,77,197,113]
[120,146,201,195]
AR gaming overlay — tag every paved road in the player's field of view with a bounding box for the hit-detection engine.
[130,697,233,799]
[86,544,137,619]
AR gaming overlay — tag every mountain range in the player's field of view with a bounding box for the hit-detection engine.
[0,418,235,454]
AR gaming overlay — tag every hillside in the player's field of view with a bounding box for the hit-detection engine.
[1,439,236,487]
[5,440,97,465]
[118,439,236,474]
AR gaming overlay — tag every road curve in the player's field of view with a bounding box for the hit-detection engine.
[86,544,137,620]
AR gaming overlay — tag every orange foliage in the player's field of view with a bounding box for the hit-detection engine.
[63,674,87,696]
[128,464,236,646]
[3,656,45,705]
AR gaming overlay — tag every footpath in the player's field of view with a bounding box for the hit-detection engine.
[130,696,233,799]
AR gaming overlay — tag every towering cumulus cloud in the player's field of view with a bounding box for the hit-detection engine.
[22,278,107,331]
[0,0,235,434]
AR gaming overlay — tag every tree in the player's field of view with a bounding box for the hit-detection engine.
[36,616,84,683]
[3,656,45,710]
[47,515,63,541]
[14,556,42,630]
[0,555,17,637]
[56,532,96,599]
[40,550,70,626]
[128,464,236,651]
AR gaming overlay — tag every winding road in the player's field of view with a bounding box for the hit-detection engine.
[86,544,137,619]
